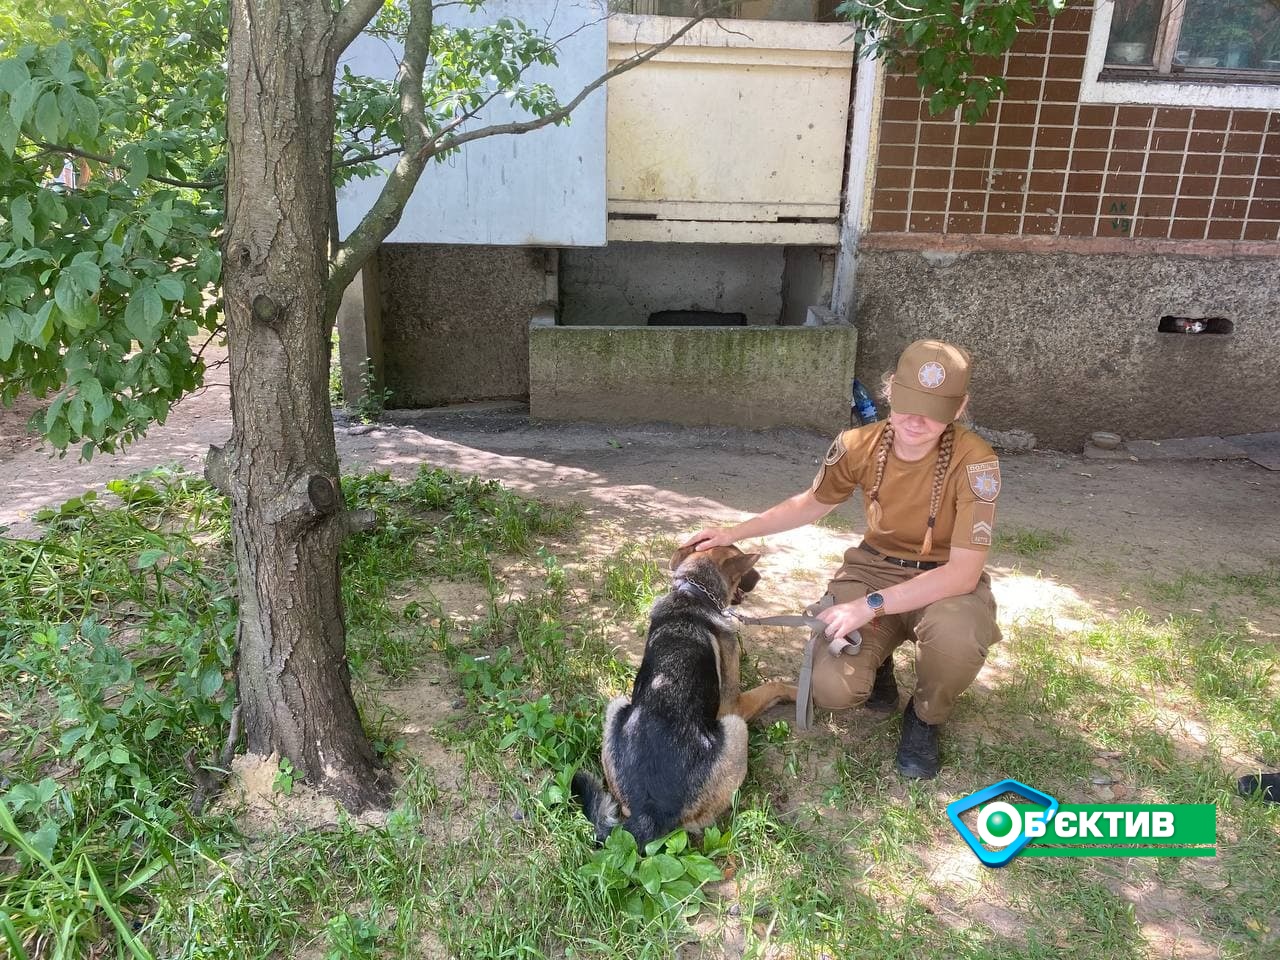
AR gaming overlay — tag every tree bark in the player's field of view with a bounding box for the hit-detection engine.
[223,0,390,810]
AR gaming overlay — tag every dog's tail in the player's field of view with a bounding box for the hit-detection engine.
[571,770,619,844]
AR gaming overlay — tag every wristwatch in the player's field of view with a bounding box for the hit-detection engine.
[865,592,886,619]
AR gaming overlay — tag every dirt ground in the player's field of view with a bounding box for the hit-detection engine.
[4,354,1278,957]
[3,351,1278,647]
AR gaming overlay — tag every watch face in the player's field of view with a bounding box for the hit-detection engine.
[867,592,885,609]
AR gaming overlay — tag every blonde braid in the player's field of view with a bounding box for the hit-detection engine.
[920,424,956,557]
[865,422,894,535]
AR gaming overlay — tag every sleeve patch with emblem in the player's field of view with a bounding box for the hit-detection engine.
[970,501,995,545]
[966,460,1001,502]
[824,434,847,466]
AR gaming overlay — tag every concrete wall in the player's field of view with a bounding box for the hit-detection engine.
[781,247,836,325]
[530,325,858,432]
[377,245,546,406]
[853,249,1280,449]
[559,243,785,325]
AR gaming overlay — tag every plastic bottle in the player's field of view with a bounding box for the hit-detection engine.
[850,378,878,425]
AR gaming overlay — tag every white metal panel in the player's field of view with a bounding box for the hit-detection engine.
[336,0,608,246]
[605,13,855,241]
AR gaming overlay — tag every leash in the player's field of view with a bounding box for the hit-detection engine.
[728,596,862,734]
[675,578,860,733]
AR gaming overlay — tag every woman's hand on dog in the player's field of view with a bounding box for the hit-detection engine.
[815,600,875,640]
[681,527,738,550]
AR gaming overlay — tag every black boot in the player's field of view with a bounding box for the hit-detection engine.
[1237,773,1280,803]
[864,657,899,714]
[896,699,941,780]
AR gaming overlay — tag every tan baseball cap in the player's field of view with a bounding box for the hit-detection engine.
[889,339,972,422]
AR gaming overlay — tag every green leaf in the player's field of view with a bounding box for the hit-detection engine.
[195,247,221,284]
[73,92,99,132]
[66,254,101,296]
[109,745,130,764]
[636,857,662,896]
[143,718,165,741]
[28,300,54,346]
[9,76,41,126]
[33,90,62,143]
[123,143,149,189]
[652,853,684,883]
[198,666,223,698]
[137,548,166,568]
[0,58,30,94]
[123,283,165,345]
[46,42,74,81]
[0,313,13,362]
[59,724,88,752]
[144,208,172,247]
[9,195,33,247]
[66,395,85,435]
[155,275,185,300]
[143,284,162,330]
[27,820,59,862]
[0,113,17,157]
[664,878,696,901]
[54,273,82,318]
[682,855,722,884]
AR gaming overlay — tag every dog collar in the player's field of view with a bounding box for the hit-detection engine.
[673,576,726,609]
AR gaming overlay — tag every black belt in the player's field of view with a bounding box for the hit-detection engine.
[858,541,942,571]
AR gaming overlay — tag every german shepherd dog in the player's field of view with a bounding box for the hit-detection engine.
[572,545,797,848]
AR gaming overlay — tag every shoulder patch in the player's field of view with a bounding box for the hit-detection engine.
[966,460,1001,502]
[824,434,847,466]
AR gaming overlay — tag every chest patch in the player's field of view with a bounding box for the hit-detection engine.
[967,460,1001,501]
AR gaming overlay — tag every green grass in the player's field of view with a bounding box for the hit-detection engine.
[2,468,1278,959]
[993,526,1072,559]
[1147,563,1280,605]
[599,539,672,623]
[816,510,860,533]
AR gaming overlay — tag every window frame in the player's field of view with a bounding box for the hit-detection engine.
[1083,0,1280,109]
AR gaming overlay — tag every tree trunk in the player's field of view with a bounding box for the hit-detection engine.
[222,0,390,811]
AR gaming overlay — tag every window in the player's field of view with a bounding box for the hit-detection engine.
[1104,0,1280,81]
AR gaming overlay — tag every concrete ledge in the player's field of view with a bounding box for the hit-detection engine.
[529,325,857,433]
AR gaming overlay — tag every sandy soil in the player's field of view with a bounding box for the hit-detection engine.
[3,349,1278,639]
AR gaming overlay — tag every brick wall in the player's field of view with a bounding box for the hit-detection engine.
[868,2,1280,243]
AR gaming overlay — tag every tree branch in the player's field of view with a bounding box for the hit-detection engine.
[328,2,732,308]
[332,0,391,58]
[336,144,404,167]
[30,140,222,191]
[420,4,729,162]
[328,0,434,311]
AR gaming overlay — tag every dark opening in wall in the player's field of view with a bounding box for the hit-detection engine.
[648,310,747,326]
[1158,316,1233,335]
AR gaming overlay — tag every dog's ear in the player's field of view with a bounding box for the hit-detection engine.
[738,568,760,595]
[669,543,698,572]
[719,550,760,585]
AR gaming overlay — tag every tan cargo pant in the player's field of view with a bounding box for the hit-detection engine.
[810,545,1001,725]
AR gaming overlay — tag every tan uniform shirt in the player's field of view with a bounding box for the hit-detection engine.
[810,422,1001,563]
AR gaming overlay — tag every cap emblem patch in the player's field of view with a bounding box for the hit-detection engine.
[918,361,946,389]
